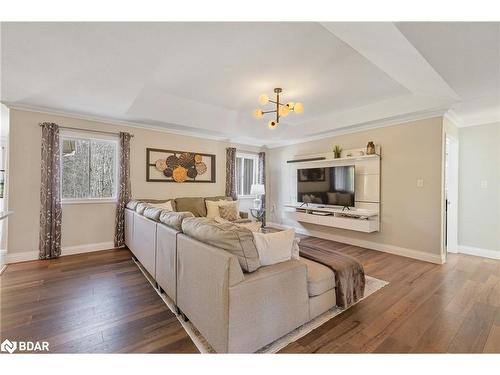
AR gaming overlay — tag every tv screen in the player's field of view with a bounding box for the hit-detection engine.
[297,166,355,207]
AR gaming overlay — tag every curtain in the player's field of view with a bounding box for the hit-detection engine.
[225,147,237,200]
[258,151,266,226]
[114,132,132,248]
[39,122,62,259]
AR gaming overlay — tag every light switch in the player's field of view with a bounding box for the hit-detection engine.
[417,178,424,188]
[480,180,488,189]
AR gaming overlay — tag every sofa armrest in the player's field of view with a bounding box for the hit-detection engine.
[176,234,244,352]
[227,260,310,353]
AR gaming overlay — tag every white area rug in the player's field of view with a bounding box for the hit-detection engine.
[133,259,388,353]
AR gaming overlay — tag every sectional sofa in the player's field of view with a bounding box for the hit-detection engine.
[125,196,337,353]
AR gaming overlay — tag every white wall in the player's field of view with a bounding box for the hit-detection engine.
[7,108,261,260]
[267,117,445,263]
[458,122,500,256]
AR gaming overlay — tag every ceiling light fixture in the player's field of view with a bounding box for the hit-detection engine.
[253,88,303,129]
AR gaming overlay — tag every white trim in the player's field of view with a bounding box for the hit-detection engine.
[265,108,448,149]
[6,241,116,264]
[3,102,448,150]
[61,241,115,256]
[267,221,445,264]
[61,198,117,205]
[0,249,7,274]
[457,245,500,260]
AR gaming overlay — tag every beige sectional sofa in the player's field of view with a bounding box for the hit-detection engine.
[124,196,337,353]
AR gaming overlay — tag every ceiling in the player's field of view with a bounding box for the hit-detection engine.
[1,22,499,147]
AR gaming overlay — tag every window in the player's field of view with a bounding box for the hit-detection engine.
[60,133,118,202]
[235,152,259,197]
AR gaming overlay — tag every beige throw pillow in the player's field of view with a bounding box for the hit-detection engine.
[218,201,240,221]
[253,229,296,266]
[205,199,227,218]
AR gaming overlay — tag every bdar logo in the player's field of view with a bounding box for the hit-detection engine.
[1,339,17,354]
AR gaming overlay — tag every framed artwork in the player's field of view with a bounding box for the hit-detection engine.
[298,168,325,182]
[146,148,216,183]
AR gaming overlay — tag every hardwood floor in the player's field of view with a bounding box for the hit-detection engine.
[0,249,197,353]
[1,241,499,353]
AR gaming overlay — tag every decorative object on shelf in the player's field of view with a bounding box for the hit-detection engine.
[250,183,266,209]
[147,148,215,183]
[253,88,303,129]
[366,141,376,155]
[333,145,343,159]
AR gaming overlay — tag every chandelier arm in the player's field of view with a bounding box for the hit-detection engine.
[261,110,277,114]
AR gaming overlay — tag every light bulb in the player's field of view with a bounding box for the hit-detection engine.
[279,105,290,117]
[287,102,295,110]
[253,109,263,119]
[293,102,304,114]
[268,120,277,129]
[258,94,269,105]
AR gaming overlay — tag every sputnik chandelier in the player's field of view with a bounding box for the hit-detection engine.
[253,88,304,129]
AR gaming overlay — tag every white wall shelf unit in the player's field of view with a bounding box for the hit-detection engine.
[284,145,381,233]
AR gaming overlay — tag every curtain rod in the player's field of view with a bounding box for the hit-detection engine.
[39,124,134,137]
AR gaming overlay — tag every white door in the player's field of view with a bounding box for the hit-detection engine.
[445,136,459,253]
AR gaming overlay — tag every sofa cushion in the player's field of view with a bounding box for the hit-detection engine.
[159,210,195,231]
[136,202,149,215]
[149,200,174,211]
[181,217,260,273]
[205,196,232,202]
[126,200,140,210]
[174,197,207,217]
[299,257,335,297]
[143,206,164,221]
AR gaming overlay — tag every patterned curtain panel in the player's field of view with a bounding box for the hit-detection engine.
[258,151,266,226]
[114,132,132,248]
[225,147,237,200]
[39,122,62,259]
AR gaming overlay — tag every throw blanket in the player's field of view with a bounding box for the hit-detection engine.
[299,241,366,308]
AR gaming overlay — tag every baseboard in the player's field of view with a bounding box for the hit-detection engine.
[457,245,500,260]
[6,241,116,264]
[267,221,444,264]
[62,241,115,256]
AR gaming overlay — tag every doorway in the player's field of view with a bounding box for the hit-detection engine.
[445,135,459,255]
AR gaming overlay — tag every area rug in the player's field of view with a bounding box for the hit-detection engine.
[133,258,388,353]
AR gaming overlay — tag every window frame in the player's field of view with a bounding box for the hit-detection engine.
[60,130,119,204]
[235,152,259,198]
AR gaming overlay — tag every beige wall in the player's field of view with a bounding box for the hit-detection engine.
[7,109,260,255]
[458,122,500,252]
[267,117,445,261]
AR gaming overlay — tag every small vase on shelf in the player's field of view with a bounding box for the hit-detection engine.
[366,141,376,155]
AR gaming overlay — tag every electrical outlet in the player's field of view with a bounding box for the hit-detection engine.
[417,178,424,188]
[480,180,488,189]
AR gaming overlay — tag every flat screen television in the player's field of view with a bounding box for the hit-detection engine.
[297,166,355,207]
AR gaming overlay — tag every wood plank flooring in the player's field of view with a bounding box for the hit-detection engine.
[1,240,499,353]
[0,249,197,353]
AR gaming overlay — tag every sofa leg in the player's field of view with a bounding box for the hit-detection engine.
[174,306,180,315]
[155,281,159,289]
[159,286,165,294]
[131,255,138,262]
[180,312,189,322]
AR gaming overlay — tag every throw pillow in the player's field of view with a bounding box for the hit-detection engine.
[149,200,174,211]
[218,201,240,221]
[253,229,296,266]
[159,210,194,231]
[143,206,164,221]
[135,202,149,215]
[205,199,227,218]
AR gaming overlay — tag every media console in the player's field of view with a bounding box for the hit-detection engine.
[284,203,380,233]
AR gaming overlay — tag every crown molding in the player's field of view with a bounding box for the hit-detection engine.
[4,102,449,151]
[264,107,448,149]
[444,109,464,127]
[2,102,266,148]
